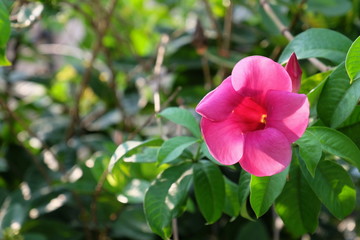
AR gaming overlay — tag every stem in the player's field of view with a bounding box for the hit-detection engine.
[172,218,180,240]
[202,0,223,47]
[66,0,118,140]
[272,206,283,240]
[153,34,169,138]
[193,142,202,162]
[221,0,233,57]
[128,86,182,140]
[260,0,329,72]
[202,55,212,90]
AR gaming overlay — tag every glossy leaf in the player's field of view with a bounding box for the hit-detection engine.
[120,179,150,204]
[300,71,331,95]
[144,163,193,239]
[193,160,225,223]
[296,130,323,176]
[345,36,360,82]
[306,127,360,169]
[108,138,163,171]
[250,168,289,218]
[275,156,321,237]
[317,63,360,128]
[299,155,355,219]
[159,107,201,138]
[157,136,199,164]
[238,170,251,208]
[338,105,360,128]
[238,170,255,220]
[279,29,352,65]
[223,178,240,218]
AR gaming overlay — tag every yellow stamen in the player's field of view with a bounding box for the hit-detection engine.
[260,114,267,124]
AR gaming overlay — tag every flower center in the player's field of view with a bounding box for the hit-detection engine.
[260,114,267,124]
[231,97,267,133]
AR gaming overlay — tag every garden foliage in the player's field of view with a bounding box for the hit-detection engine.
[0,0,360,240]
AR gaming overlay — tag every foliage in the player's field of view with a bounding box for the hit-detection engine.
[0,0,360,240]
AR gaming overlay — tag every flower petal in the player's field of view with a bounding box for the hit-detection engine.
[285,53,302,93]
[231,56,292,104]
[196,77,243,121]
[201,117,244,165]
[240,128,291,177]
[265,90,309,143]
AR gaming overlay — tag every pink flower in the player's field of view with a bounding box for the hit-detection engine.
[196,55,309,177]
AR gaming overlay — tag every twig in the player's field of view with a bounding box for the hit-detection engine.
[128,86,182,140]
[201,0,223,47]
[104,50,133,131]
[260,0,329,72]
[153,35,170,113]
[288,0,307,31]
[217,1,234,80]
[202,55,212,90]
[153,34,169,139]
[61,1,97,29]
[66,0,118,140]
[172,218,180,240]
[94,86,182,198]
[272,206,283,240]
[221,1,233,57]
[0,99,63,174]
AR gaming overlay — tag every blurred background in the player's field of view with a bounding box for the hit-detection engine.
[0,0,360,239]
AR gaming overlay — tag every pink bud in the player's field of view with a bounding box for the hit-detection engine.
[285,53,302,93]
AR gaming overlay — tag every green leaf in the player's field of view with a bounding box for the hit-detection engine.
[0,47,10,66]
[120,179,150,204]
[159,107,201,138]
[306,127,360,169]
[307,0,352,16]
[317,63,360,128]
[144,163,193,239]
[345,36,360,82]
[238,170,251,207]
[338,106,360,148]
[300,71,331,95]
[318,66,348,124]
[108,138,163,171]
[296,130,323,176]
[157,136,198,164]
[275,156,321,237]
[338,105,360,128]
[193,160,225,223]
[279,29,352,65]
[299,154,355,219]
[223,178,240,218]
[0,1,10,47]
[0,1,11,66]
[250,168,289,218]
[238,170,255,220]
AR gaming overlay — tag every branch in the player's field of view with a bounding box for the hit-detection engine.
[128,86,182,140]
[66,0,119,140]
[0,99,63,176]
[260,0,329,72]
[201,0,223,47]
